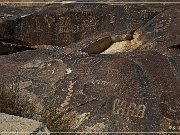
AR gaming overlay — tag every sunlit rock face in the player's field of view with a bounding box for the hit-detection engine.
[0,113,50,134]
[0,1,179,133]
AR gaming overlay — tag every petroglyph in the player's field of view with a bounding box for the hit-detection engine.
[113,98,146,118]
[0,3,179,133]
[105,66,120,77]
[141,10,154,20]
[75,68,92,76]
[152,18,172,33]
[36,60,67,86]
[73,58,101,66]
[81,16,97,31]
[34,17,44,32]
[109,13,116,24]
[56,17,73,33]
[72,58,102,78]
[92,80,119,89]
[55,14,97,34]
[0,3,165,47]
[44,15,55,28]
[66,68,72,75]
[60,81,76,108]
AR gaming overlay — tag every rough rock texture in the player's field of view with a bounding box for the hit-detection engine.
[136,8,180,52]
[0,113,50,134]
[0,3,179,51]
[0,48,179,133]
[0,1,180,134]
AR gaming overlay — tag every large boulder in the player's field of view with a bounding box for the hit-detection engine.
[0,1,179,134]
[0,3,179,55]
[0,3,179,49]
[0,48,179,133]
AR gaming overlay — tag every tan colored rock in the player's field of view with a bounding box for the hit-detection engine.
[0,113,50,135]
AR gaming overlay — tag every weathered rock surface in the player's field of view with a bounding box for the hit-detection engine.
[136,8,180,52]
[0,48,179,133]
[0,113,50,134]
[1,0,179,50]
[0,1,180,134]
[0,3,179,55]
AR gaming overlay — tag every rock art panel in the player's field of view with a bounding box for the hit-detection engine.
[0,49,179,132]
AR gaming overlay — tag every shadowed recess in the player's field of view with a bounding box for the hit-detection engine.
[168,44,180,50]
[0,42,36,55]
[81,36,113,54]
[81,31,140,54]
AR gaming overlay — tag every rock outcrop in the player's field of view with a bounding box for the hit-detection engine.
[0,1,179,134]
[0,3,179,56]
[0,48,179,133]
